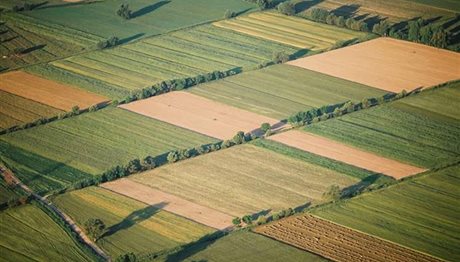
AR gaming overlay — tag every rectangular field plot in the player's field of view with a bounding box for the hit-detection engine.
[130,144,358,217]
[269,130,426,179]
[120,91,282,140]
[255,214,441,262]
[47,25,297,98]
[0,108,216,194]
[189,64,386,119]
[101,179,234,230]
[0,204,94,261]
[53,187,214,258]
[164,231,327,262]
[304,83,460,168]
[0,90,64,129]
[311,165,460,261]
[0,71,109,111]
[214,12,367,49]
[288,38,460,92]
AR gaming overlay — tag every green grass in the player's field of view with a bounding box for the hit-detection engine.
[304,83,460,168]
[0,90,64,129]
[311,164,460,261]
[131,144,358,217]
[24,0,256,39]
[0,108,217,194]
[53,187,214,258]
[157,231,327,262]
[189,64,386,119]
[0,204,93,261]
[39,24,298,99]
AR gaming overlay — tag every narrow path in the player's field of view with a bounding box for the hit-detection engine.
[0,165,111,262]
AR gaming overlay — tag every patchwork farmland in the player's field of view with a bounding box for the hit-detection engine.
[288,38,460,92]
[53,186,214,258]
[0,108,216,194]
[189,64,386,119]
[130,144,358,217]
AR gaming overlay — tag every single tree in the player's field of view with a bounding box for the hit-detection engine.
[242,215,252,224]
[117,4,132,19]
[232,217,242,226]
[116,252,137,262]
[224,9,235,19]
[84,218,106,241]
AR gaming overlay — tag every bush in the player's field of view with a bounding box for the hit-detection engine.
[232,217,242,226]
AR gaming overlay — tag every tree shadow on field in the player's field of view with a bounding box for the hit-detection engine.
[340,174,395,198]
[294,0,324,13]
[118,33,145,44]
[235,8,252,17]
[251,208,271,220]
[131,0,171,19]
[21,44,46,54]
[330,4,360,19]
[164,231,226,262]
[103,203,167,238]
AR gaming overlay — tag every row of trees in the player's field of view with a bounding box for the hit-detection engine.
[287,90,409,126]
[306,8,369,32]
[232,207,296,228]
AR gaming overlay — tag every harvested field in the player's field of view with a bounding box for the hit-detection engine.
[120,91,283,140]
[269,130,426,179]
[53,187,214,258]
[214,12,366,49]
[189,64,385,119]
[0,90,64,129]
[305,82,460,168]
[312,165,460,261]
[254,214,441,262]
[101,179,234,230]
[0,71,109,111]
[130,144,358,216]
[287,38,460,93]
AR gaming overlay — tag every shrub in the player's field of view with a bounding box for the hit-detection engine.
[242,215,252,224]
[232,217,242,226]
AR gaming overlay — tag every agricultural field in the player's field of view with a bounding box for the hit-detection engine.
[269,130,426,179]
[53,186,214,258]
[0,90,64,129]
[0,108,216,194]
[254,214,440,262]
[189,64,386,119]
[24,0,257,39]
[0,204,94,261]
[0,71,109,111]
[214,11,367,49]
[130,144,358,217]
[120,91,282,140]
[288,38,460,92]
[304,83,460,168]
[101,179,234,230]
[39,24,298,99]
[311,164,460,261]
[159,231,327,262]
[0,178,20,207]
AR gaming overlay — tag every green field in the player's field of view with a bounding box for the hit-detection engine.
[24,0,255,39]
[403,0,460,12]
[0,108,217,194]
[0,90,64,129]
[53,186,213,258]
[131,144,358,217]
[0,204,93,261]
[214,11,367,49]
[304,84,460,168]
[0,179,21,206]
[34,24,297,99]
[189,64,386,119]
[157,231,326,262]
[311,164,460,261]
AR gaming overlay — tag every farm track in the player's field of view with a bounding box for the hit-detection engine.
[0,165,110,261]
[254,214,442,262]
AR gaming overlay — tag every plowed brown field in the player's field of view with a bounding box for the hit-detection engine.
[119,91,284,140]
[101,178,234,230]
[287,38,460,93]
[0,71,109,111]
[254,214,442,262]
[269,130,425,179]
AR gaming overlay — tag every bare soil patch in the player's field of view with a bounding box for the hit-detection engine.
[255,214,442,262]
[101,178,234,231]
[0,71,109,111]
[119,91,284,140]
[269,130,425,179]
[288,38,460,93]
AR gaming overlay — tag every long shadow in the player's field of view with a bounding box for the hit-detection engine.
[118,33,145,45]
[103,203,167,238]
[392,16,421,31]
[251,208,271,220]
[1,36,18,44]
[364,15,386,29]
[294,0,323,13]
[131,1,171,19]
[341,174,394,198]
[443,15,460,30]
[294,202,311,213]
[235,8,252,17]
[290,48,310,59]
[331,4,360,18]
[21,44,46,54]
[165,231,226,262]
